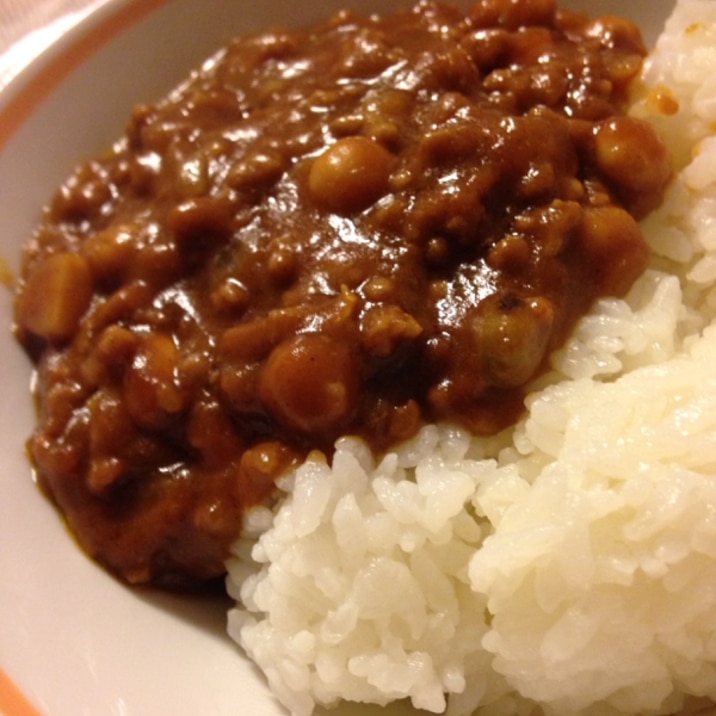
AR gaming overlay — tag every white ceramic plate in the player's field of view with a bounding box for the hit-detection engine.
[0,1,676,714]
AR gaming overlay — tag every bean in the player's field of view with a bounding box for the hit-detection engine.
[362,88,413,127]
[329,113,364,138]
[506,26,555,65]
[123,332,187,429]
[227,150,285,189]
[462,28,510,68]
[18,252,93,342]
[82,224,136,285]
[236,441,298,506]
[167,195,233,242]
[259,332,360,435]
[585,15,645,54]
[266,238,298,285]
[577,205,649,295]
[592,116,672,217]
[308,136,395,214]
[475,294,555,388]
[336,33,394,79]
[30,431,82,479]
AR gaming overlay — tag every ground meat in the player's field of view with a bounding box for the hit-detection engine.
[13,0,672,590]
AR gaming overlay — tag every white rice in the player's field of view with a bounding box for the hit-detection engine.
[226,2,716,714]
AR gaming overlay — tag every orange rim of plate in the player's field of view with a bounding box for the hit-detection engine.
[0,0,170,151]
[0,0,170,712]
[0,669,45,716]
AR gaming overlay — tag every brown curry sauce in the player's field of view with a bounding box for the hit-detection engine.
[13,0,672,589]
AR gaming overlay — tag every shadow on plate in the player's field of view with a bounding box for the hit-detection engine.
[130,576,232,639]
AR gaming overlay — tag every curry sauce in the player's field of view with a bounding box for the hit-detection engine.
[14,0,671,589]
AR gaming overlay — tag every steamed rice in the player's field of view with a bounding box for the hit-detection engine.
[226,2,716,714]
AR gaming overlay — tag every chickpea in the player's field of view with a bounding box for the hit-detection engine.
[592,116,672,217]
[475,294,555,388]
[18,252,93,342]
[577,205,649,295]
[308,136,395,214]
[259,332,360,435]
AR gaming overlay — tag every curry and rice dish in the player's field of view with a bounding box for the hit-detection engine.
[13,0,669,589]
[12,0,716,714]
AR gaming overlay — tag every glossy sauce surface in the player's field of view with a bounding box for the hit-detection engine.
[14,0,672,588]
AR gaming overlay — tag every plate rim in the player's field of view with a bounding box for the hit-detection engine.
[0,0,171,153]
